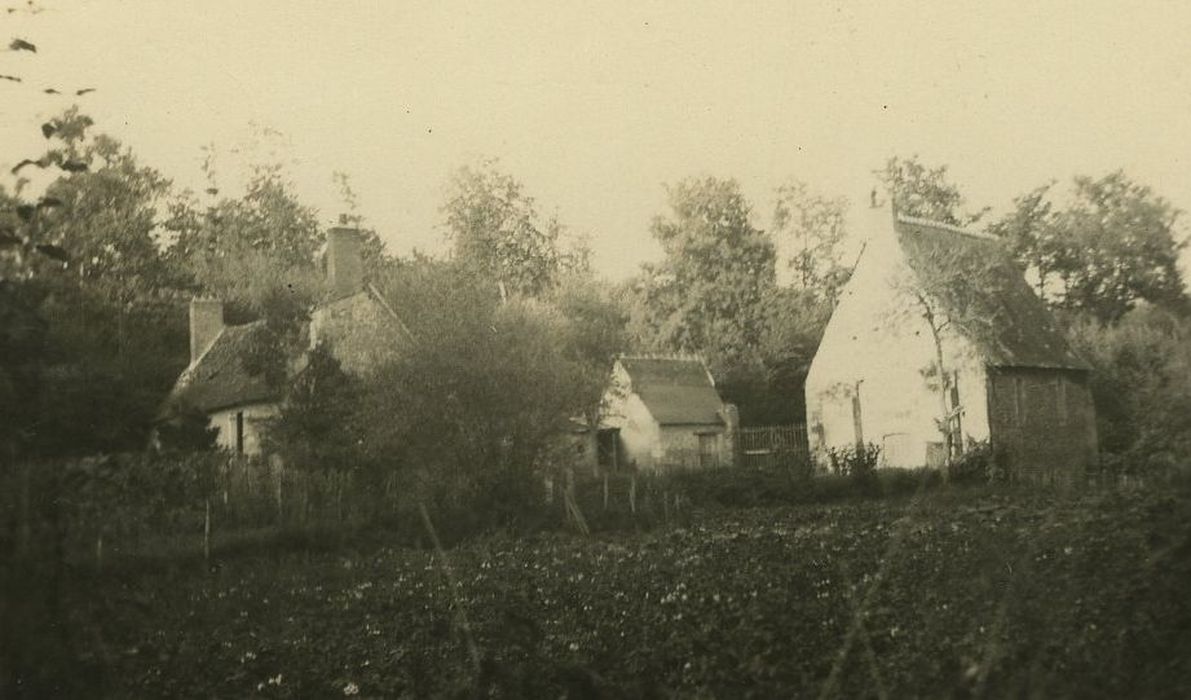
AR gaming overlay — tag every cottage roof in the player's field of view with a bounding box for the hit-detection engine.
[164,321,279,415]
[894,216,1091,371]
[618,356,726,425]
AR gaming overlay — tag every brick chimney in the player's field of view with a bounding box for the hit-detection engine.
[326,226,364,299]
[189,298,223,365]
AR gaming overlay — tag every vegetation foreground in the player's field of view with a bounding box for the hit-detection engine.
[11,484,1191,698]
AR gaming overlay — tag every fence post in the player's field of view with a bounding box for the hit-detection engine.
[629,474,637,514]
[603,474,609,510]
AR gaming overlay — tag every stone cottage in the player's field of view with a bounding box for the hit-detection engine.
[159,227,409,455]
[585,355,738,473]
[805,203,1097,482]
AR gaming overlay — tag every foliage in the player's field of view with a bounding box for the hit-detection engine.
[1,111,190,460]
[154,400,217,453]
[772,179,852,302]
[441,158,588,298]
[1067,306,1191,478]
[261,344,363,474]
[355,260,594,529]
[630,177,775,369]
[547,275,629,428]
[989,171,1188,321]
[33,108,180,300]
[875,155,988,225]
[946,439,1008,485]
[826,442,881,492]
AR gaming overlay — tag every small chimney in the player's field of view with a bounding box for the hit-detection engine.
[326,226,364,298]
[189,298,223,364]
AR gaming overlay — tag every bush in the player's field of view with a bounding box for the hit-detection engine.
[826,443,881,493]
[947,440,1009,485]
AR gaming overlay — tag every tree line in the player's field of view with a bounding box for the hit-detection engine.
[2,109,1189,507]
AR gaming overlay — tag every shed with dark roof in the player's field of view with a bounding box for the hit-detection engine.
[596,355,738,472]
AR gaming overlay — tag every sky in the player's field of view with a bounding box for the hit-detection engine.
[2,0,1191,281]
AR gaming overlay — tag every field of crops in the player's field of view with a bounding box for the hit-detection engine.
[12,485,1191,698]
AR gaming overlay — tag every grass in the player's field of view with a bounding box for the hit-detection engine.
[4,482,1191,698]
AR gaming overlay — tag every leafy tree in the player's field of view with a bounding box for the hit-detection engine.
[166,165,327,390]
[986,182,1062,301]
[754,286,833,424]
[355,259,590,529]
[991,172,1188,322]
[772,179,851,302]
[262,344,362,474]
[875,155,987,226]
[549,276,630,430]
[630,177,776,377]
[155,400,217,453]
[36,108,178,301]
[167,166,324,310]
[0,112,190,458]
[1068,306,1191,476]
[442,158,588,298]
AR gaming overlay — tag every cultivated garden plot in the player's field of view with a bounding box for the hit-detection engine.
[17,485,1191,698]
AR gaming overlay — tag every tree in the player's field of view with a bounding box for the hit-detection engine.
[549,276,629,430]
[875,155,987,226]
[166,166,327,390]
[354,259,592,530]
[1,111,191,458]
[986,182,1062,301]
[442,158,588,298]
[772,179,851,303]
[991,172,1188,322]
[630,177,776,377]
[1067,306,1191,476]
[36,108,178,301]
[262,343,362,474]
[167,166,325,311]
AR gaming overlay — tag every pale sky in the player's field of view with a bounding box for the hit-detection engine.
[2,0,1191,280]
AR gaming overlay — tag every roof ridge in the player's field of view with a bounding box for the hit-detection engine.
[896,213,999,241]
[619,352,707,363]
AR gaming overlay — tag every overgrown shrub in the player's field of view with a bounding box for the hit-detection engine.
[1068,307,1191,481]
[947,439,1009,485]
[826,442,881,493]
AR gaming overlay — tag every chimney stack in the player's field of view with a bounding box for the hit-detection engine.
[326,226,364,299]
[189,298,223,365]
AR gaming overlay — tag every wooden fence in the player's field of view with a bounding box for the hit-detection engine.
[737,424,810,471]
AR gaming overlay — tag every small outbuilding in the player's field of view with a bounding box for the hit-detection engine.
[593,355,738,473]
[805,203,1098,483]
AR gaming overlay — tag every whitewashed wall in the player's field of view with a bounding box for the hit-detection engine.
[805,206,990,469]
[209,403,279,456]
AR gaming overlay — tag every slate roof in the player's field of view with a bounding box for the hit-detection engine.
[619,356,726,425]
[894,216,1091,371]
[162,322,279,416]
